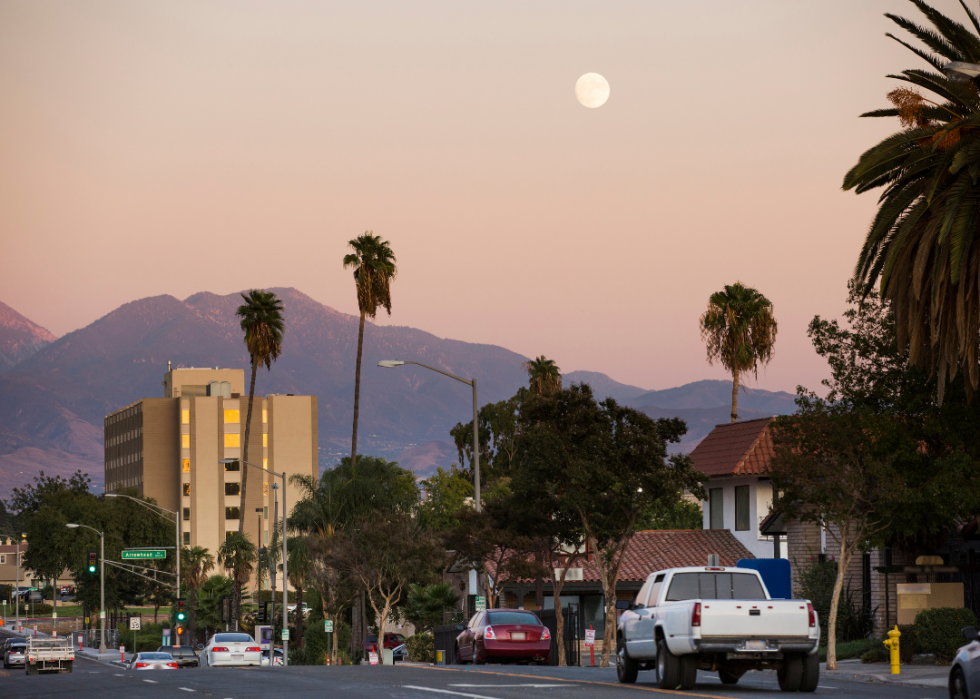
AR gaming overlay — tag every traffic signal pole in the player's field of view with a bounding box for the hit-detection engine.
[99,530,106,653]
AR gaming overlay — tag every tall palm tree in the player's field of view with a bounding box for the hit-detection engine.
[523,356,562,396]
[180,546,215,645]
[699,282,777,422]
[343,233,397,468]
[235,290,285,533]
[218,532,257,632]
[844,1,980,403]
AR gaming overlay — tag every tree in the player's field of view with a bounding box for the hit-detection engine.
[524,356,562,396]
[518,385,706,667]
[327,512,445,664]
[402,582,461,634]
[418,467,474,532]
[218,532,257,632]
[285,535,310,647]
[235,288,285,536]
[195,574,235,637]
[181,546,215,645]
[699,282,777,422]
[843,0,980,402]
[450,396,523,481]
[769,406,907,670]
[343,232,397,468]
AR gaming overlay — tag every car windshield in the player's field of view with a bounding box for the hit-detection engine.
[486,612,541,626]
[214,634,254,643]
[366,635,378,642]
[665,572,767,601]
[140,653,173,660]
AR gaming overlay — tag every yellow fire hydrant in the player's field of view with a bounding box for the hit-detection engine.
[883,625,901,675]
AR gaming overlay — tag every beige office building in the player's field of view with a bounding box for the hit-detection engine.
[104,366,317,581]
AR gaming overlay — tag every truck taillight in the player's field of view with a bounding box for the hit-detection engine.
[807,602,816,628]
[692,602,701,627]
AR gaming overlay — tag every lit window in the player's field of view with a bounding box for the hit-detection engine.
[182,459,190,473]
[181,409,190,425]
[224,434,240,448]
[263,458,268,470]
[225,483,241,496]
[224,409,240,424]
[262,434,267,448]
[224,460,240,472]
[183,484,191,497]
[262,408,268,424]
[225,507,240,520]
[263,482,268,496]
[183,532,190,545]
[181,434,190,449]
[183,508,190,521]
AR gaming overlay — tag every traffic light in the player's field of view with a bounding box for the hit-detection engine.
[176,623,185,640]
[176,598,186,622]
[87,551,97,575]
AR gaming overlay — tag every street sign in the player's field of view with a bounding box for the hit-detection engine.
[584,628,596,647]
[324,620,333,633]
[162,628,171,636]
[130,617,141,631]
[475,596,486,612]
[281,629,289,641]
[121,550,166,560]
[369,651,379,665]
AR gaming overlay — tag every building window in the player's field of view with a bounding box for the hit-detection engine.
[181,409,190,425]
[0,555,5,564]
[182,434,190,449]
[262,408,268,424]
[224,434,240,448]
[225,483,241,496]
[225,507,240,520]
[264,506,268,520]
[735,486,750,531]
[183,532,191,545]
[183,507,190,521]
[709,488,724,530]
[182,459,190,473]
[262,434,268,448]
[264,531,269,544]
[224,460,240,472]
[263,458,268,470]
[224,409,240,424]
[263,482,269,496]
[183,484,191,497]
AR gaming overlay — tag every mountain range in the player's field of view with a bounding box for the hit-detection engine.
[0,289,799,499]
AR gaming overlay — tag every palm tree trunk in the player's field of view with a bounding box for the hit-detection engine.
[350,311,366,467]
[240,357,259,533]
[730,369,740,423]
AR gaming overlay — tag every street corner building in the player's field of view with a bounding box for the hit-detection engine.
[103,364,317,581]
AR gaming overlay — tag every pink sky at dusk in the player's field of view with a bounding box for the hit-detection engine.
[0,1,962,395]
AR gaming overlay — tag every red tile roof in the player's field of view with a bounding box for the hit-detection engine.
[689,417,774,477]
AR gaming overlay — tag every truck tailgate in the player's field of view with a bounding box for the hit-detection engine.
[700,600,810,638]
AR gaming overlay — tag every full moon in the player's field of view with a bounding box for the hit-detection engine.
[575,73,610,108]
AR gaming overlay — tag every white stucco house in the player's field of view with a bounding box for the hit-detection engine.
[690,417,786,560]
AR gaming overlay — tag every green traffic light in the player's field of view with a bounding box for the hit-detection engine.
[177,612,186,621]
[88,565,96,573]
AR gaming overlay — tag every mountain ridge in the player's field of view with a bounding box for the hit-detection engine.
[0,301,57,371]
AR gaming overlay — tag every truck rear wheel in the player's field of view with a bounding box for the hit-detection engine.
[678,655,697,690]
[616,639,638,684]
[656,639,680,690]
[778,654,803,692]
[799,652,819,692]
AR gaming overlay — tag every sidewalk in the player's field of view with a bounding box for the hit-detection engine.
[824,659,949,688]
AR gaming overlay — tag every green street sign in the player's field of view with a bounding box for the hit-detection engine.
[281,629,290,641]
[475,596,486,612]
[121,550,167,560]
[324,620,333,633]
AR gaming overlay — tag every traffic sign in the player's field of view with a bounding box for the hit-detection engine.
[475,596,486,612]
[281,629,289,641]
[324,620,333,633]
[121,550,166,560]
[584,628,596,647]
[162,628,171,636]
[130,617,141,631]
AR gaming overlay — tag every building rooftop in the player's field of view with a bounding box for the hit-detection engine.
[689,417,774,478]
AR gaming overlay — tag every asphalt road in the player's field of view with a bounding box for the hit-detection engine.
[0,654,950,699]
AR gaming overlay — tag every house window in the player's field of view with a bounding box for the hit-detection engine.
[182,459,190,473]
[225,483,241,496]
[224,434,240,448]
[183,508,190,521]
[735,486,750,531]
[183,484,190,497]
[183,532,190,545]
[181,434,190,449]
[225,507,240,520]
[224,460,240,472]
[709,489,724,529]
[224,409,240,424]
[0,555,5,564]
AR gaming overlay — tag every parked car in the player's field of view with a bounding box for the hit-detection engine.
[615,566,820,692]
[949,626,980,699]
[260,648,284,666]
[363,632,407,656]
[200,633,262,668]
[391,643,408,663]
[156,645,199,668]
[455,609,551,665]
[128,652,178,670]
[4,641,26,668]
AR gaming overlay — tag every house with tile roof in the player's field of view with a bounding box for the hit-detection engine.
[689,417,784,559]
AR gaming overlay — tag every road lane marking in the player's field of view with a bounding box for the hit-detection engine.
[449,685,568,688]
[404,686,501,699]
[144,679,158,683]
[179,688,196,693]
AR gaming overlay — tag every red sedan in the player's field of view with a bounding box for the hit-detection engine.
[455,609,551,665]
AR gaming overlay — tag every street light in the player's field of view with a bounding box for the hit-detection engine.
[378,360,481,511]
[945,61,980,82]
[219,457,288,666]
[105,493,180,607]
[14,533,25,632]
[66,523,106,653]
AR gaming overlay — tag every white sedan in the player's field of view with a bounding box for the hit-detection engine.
[200,633,262,668]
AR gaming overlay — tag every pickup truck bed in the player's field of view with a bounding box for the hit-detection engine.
[26,637,74,674]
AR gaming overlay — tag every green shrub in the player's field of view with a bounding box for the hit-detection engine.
[861,646,888,663]
[914,607,977,664]
[406,633,434,663]
[796,558,872,644]
[895,624,919,664]
[819,638,880,662]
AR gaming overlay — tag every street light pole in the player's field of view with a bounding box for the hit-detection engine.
[377,360,480,512]
[220,458,288,666]
[15,533,24,631]
[104,493,180,601]
[66,524,105,653]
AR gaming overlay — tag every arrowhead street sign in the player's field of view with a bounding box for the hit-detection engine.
[121,550,167,560]
[324,620,333,633]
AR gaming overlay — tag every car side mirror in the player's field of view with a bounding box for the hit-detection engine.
[615,600,633,611]
[963,627,979,642]
[456,624,465,631]
[196,643,204,650]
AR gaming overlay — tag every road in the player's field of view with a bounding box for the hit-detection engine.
[0,652,949,699]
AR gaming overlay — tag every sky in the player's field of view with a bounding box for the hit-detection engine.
[0,0,966,394]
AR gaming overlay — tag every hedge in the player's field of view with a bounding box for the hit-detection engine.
[914,607,977,664]
[406,633,434,663]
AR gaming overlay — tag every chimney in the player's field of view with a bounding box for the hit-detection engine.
[707,554,720,566]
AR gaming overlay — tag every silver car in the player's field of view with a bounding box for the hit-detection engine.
[4,642,26,669]
[200,633,262,668]
[129,652,178,670]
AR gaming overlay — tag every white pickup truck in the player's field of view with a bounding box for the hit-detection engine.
[25,637,74,674]
[615,566,820,692]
